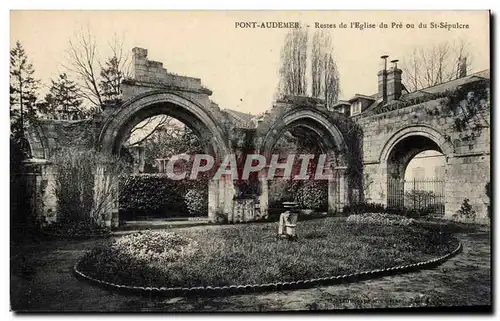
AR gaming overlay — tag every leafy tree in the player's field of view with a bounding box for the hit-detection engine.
[44,73,83,119]
[10,41,40,152]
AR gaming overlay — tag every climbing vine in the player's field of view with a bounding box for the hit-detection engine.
[368,79,490,131]
[369,91,450,115]
[329,111,364,191]
[439,79,490,132]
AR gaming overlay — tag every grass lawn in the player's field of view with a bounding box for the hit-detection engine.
[78,217,458,289]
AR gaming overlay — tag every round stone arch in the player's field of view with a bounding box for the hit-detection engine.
[97,90,230,159]
[259,108,347,158]
[96,90,233,226]
[378,125,454,209]
[379,125,454,164]
[257,107,350,215]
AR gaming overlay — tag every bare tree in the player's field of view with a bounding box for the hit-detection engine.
[401,39,473,92]
[64,29,132,111]
[124,116,172,147]
[64,29,103,109]
[98,34,132,104]
[276,29,308,99]
[311,30,340,109]
[65,29,169,143]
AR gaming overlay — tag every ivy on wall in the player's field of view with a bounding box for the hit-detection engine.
[369,91,451,115]
[439,80,490,132]
[367,79,490,130]
[331,111,364,191]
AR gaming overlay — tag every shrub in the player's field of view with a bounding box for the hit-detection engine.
[119,174,209,218]
[113,230,196,262]
[295,181,328,210]
[269,180,328,210]
[50,147,132,229]
[453,198,476,223]
[268,180,299,204]
[184,188,208,216]
[342,202,439,219]
[41,216,111,237]
[346,213,415,226]
[120,175,186,214]
[343,202,385,215]
[386,205,436,218]
[214,208,228,224]
[404,190,437,210]
[80,231,197,285]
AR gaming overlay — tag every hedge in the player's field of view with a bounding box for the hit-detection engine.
[119,175,208,218]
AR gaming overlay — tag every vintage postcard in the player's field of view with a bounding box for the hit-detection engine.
[9,10,491,312]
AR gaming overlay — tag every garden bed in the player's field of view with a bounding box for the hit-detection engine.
[40,220,112,239]
[77,217,458,289]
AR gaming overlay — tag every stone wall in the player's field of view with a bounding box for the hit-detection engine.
[131,47,205,91]
[22,47,490,226]
[357,85,491,221]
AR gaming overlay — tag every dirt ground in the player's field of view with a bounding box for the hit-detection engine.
[10,223,491,312]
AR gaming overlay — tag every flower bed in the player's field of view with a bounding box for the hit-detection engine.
[346,213,416,226]
[41,218,111,238]
[77,218,458,289]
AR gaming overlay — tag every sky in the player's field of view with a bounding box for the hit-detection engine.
[10,10,490,115]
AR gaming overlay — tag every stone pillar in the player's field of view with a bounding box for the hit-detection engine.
[110,181,120,229]
[130,145,145,173]
[386,163,404,208]
[22,159,58,225]
[327,176,337,215]
[224,179,236,222]
[335,166,349,211]
[93,162,120,228]
[259,177,269,219]
[207,177,237,223]
[208,179,219,222]
[378,163,389,206]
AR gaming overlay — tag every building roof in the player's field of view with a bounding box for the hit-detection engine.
[361,69,490,116]
[402,69,490,101]
[331,100,351,109]
[223,109,255,124]
[348,93,376,103]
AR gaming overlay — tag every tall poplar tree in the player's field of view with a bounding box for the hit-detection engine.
[10,41,40,151]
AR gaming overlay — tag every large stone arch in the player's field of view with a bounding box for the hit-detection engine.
[379,125,453,210]
[256,107,351,215]
[98,90,230,159]
[379,125,454,164]
[258,108,347,158]
[96,90,233,226]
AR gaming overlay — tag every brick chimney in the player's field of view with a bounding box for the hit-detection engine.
[377,55,389,102]
[387,59,403,101]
